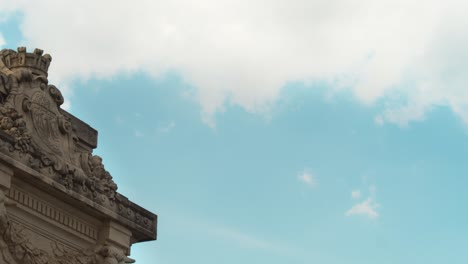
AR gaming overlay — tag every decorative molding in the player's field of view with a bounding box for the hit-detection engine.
[0,189,135,264]
[6,187,98,240]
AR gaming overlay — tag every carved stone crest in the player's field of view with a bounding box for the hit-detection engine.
[0,47,122,205]
[30,88,63,155]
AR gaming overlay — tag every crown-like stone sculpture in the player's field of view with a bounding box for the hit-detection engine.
[0,47,52,77]
[0,48,157,263]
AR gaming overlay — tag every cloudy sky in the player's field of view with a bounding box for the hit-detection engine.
[2,1,468,263]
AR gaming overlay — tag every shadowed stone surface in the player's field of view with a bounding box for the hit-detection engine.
[0,47,157,264]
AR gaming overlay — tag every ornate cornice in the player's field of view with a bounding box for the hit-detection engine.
[0,189,135,264]
[7,187,98,240]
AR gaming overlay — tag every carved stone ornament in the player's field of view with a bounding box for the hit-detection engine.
[0,47,118,203]
[0,48,157,263]
[0,189,135,264]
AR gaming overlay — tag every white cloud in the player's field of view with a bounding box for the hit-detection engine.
[0,32,5,48]
[3,1,468,125]
[351,190,361,199]
[61,98,71,111]
[346,198,379,219]
[298,170,316,187]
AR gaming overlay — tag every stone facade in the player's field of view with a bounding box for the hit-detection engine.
[0,47,157,263]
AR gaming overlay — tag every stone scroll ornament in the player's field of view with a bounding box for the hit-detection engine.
[0,189,135,264]
[0,47,118,205]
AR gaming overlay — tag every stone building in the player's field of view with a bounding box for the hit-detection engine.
[0,47,157,263]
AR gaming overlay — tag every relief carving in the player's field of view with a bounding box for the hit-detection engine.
[0,106,31,153]
[0,189,51,264]
[0,47,156,246]
[0,190,135,264]
[30,88,63,156]
[0,47,119,203]
[88,155,118,202]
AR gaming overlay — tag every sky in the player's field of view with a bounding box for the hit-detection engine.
[1,1,468,263]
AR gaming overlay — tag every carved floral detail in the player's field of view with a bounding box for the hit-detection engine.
[0,106,31,153]
[88,155,118,202]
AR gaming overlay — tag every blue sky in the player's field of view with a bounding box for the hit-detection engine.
[2,2,468,263]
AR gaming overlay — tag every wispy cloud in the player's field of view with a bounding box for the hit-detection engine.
[209,226,301,257]
[351,190,361,199]
[115,115,125,125]
[212,227,272,250]
[297,170,316,187]
[346,185,380,219]
[166,208,303,256]
[374,116,384,126]
[346,198,380,219]
[158,121,176,133]
[134,130,144,138]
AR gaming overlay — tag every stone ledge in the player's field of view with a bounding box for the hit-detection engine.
[0,150,157,242]
[60,109,98,150]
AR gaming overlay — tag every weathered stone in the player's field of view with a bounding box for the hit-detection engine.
[0,47,157,263]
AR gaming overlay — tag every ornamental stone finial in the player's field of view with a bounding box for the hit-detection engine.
[0,47,52,77]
